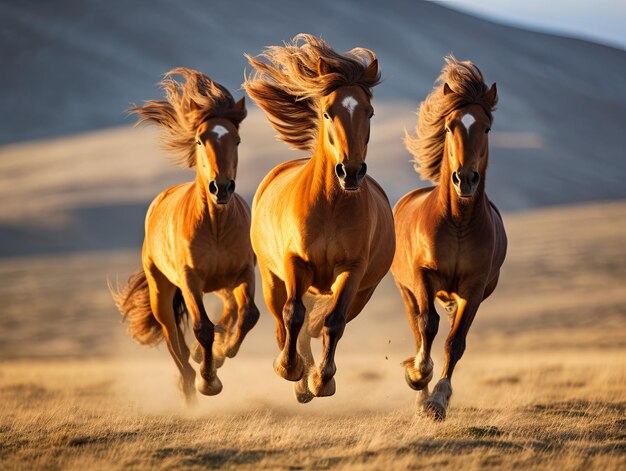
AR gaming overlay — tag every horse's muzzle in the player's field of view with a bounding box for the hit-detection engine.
[209,179,235,204]
[335,162,367,191]
[452,170,480,198]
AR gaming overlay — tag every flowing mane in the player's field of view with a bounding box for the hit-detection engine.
[405,55,497,183]
[243,34,381,152]
[129,68,247,167]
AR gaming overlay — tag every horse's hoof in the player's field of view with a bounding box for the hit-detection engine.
[403,356,433,391]
[423,398,446,421]
[404,365,433,391]
[196,375,223,396]
[212,353,226,369]
[294,380,315,404]
[273,354,304,381]
[191,343,203,364]
[308,370,336,397]
[224,342,241,359]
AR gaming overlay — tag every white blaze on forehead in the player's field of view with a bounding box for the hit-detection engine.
[341,96,358,118]
[212,125,229,140]
[460,113,476,131]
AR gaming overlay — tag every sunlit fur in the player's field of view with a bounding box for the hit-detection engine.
[128,68,246,167]
[243,33,381,152]
[111,68,259,405]
[392,58,506,421]
[244,35,394,402]
[405,55,497,183]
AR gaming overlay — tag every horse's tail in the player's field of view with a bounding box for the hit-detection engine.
[109,269,188,346]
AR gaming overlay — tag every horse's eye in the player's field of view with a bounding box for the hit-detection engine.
[236,138,241,146]
[323,111,330,120]
[485,128,491,134]
[369,111,375,119]
[196,139,202,146]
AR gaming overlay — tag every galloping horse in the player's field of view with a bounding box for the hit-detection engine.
[391,56,507,420]
[111,68,259,404]
[244,34,395,402]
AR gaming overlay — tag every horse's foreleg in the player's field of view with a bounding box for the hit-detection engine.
[308,270,362,397]
[259,264,288,351]
[425,292,481,421]
[275,256,312,382]
[180,276,222,396]
[398,280,439,393]
[225,271,260,358]
[145,265,196,405]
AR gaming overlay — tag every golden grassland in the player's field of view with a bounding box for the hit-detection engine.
[1,353,624,470]
[1,202,625,469]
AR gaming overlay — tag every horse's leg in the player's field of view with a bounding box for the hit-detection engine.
[180,275,222,396]
[259,263,288,351]
[224,270,260,358]
[275,256,312,381]
[425,291,481,421]
[308,270,363,397]
[398,279,439,394]
[194,290,237,368]
[144,263,196,405]
[294,320,315,403]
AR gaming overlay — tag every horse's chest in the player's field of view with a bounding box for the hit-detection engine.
[299,219,363,263]
[190,231,249,288]
[428,229,490,280]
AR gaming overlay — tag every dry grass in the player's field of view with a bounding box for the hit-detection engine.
[1,196,626,468]
[1,353,624,470]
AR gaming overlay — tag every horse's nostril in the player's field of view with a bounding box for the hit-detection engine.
[451,171,460,185]
[471,172,480,185]
[357,163,367,179]
[227,179,236,195]
[209,180,219,195]
[335,163,346,179]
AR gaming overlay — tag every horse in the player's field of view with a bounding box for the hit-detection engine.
[243,34,395,402]
[110,68,259,405]
[391,56,507,420]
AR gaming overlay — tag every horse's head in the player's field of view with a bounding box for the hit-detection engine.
[319,59,378,191]
[443,83,497,198]
[195,100,245,205]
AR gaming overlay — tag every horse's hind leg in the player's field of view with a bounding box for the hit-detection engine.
[180,275,222,396]
[294,319,315,403]
[425,291,481,421]
[397,280,439,394]
[275,256,312,382]
[144,263,196,405]
[197,290,238,369]
[225,270,260,358]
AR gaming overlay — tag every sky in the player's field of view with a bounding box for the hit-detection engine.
[438,0,626,49]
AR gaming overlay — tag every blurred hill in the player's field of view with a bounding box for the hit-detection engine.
[1,0,626,257]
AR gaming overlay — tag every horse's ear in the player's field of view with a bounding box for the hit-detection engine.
[443,83,454,96]
[318,57,332,76]
[234,96,246,112]
[485,82,498,106]
[364,58,379,81]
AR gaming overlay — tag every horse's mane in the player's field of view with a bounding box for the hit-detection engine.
[129,68,247,167]
[243,34,381,152]
[405,55,497,183]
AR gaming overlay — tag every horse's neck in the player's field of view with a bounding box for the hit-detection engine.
[304,144,342,202]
